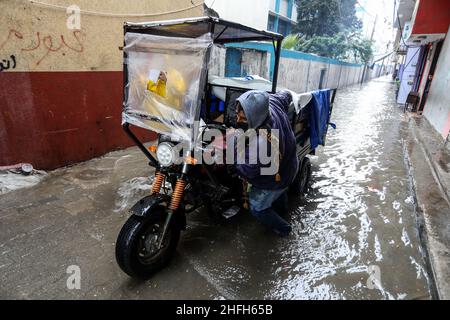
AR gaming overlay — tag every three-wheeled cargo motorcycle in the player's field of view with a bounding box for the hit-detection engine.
[116,16,337,278]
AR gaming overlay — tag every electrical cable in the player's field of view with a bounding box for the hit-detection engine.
[372,51,394,63]
[24,0,203,17]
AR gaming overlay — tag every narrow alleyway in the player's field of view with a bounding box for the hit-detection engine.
[0,77,432,299]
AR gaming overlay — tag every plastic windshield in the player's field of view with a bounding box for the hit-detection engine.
[122,32,212,143]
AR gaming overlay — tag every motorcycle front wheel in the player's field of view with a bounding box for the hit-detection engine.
[115,205,180,279]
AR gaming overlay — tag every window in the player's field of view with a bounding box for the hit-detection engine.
[268,15,276,32]
[278,20,288,36]
[280,0,289,16]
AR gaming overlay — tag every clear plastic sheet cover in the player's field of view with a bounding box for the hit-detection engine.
[122,32,212,143]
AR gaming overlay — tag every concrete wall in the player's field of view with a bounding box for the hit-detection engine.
[210,45,270,80]
[209,46,227,77]
[220,43,368,93]
[423,27,450,140]
[278,58,310,92]
[241,49,270,80]
[326,63,342,89]
[0,0,204,169]
[0,0,203,72]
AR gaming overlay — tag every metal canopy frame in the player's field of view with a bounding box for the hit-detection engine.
[125,16,283,44]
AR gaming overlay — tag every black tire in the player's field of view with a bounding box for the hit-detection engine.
[290,157,311,196]
[115,205,180,279]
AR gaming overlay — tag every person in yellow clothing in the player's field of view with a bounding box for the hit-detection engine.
[147,71,167,98]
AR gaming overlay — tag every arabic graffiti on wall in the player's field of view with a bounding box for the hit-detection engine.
[0,29,84,68]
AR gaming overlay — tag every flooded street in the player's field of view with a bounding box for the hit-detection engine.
[269,78,432,299]
[177,77,432,300]
[0,78,433,300]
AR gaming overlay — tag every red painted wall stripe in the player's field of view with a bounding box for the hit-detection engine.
[0,71,156,169]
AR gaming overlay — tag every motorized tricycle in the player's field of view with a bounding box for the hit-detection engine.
[116,17,336,278]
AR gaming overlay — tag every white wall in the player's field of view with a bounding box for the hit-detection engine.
[423,27,450,140]
[205,0,270,30]
[209,47,367,93]
[269,0,276,11]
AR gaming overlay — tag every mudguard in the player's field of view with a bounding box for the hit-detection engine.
[129,194,186,230]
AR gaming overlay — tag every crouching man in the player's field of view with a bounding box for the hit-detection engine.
[231,90,298,237]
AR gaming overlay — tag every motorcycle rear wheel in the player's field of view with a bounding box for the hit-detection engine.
[115,205,180,279]
[290,157,311,196]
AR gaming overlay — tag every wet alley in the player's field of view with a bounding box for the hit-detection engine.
[0,78,434,299]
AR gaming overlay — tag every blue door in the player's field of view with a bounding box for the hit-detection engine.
[225,48,242,77]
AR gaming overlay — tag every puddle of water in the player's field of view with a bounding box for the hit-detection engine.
[0,170,47,195]
[75,169,106,181]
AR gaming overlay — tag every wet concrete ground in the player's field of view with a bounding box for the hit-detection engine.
[0,77,433,299]
[405,114,450,299]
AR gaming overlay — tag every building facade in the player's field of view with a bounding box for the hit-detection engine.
[205,0,297,36]
[394,0,450,141]
[267,0,297,36]
[204,0,270,30]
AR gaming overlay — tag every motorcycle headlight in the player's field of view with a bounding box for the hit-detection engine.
[156,142,174,167]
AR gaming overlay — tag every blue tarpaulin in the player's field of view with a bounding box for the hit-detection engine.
[309,89,334,150]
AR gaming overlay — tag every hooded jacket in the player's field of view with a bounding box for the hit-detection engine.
[235,90,299,190]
